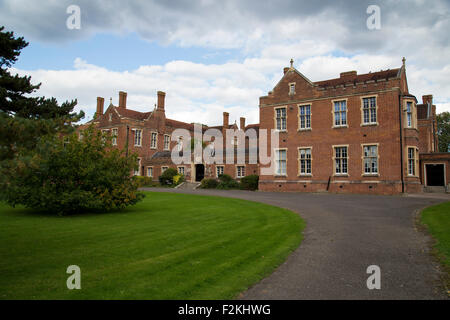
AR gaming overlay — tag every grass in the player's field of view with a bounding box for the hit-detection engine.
[0,192,304,299]
[421,201,450,289]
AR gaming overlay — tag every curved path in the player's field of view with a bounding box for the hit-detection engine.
[143,188,449,299]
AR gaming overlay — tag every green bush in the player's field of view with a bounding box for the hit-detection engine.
[0,126,144,215]
[218,174,234,183]
[136,176,155,187]
[200,178,219,189]
[239,175,259,191]
[214,174,239,189]
[217,180,240,190]
[159,168,178,186]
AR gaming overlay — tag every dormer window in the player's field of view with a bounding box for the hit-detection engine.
[109,113,112,122]
[289,83,296,95]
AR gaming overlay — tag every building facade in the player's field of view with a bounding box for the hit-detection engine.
[80,58,448,194]
[258,59,446,194]
[79,90,258,184]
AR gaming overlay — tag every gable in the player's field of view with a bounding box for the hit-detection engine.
[267,68,317,102]
[272,68,314,92]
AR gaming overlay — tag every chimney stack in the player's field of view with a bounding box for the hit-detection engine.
[118,91,127,108]
[240,117,246,130]
[223,112,229,129]
[157,91,166,111]
[340,71,357,80]
[422,95,433,105]
[96,97,104,118]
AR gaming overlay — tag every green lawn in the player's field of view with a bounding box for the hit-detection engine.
[421,201,450,288]
[0,192,304,299]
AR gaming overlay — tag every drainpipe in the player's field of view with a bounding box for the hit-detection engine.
[125,125,129,157]
[431,102,436,152]
[398,93,405,193]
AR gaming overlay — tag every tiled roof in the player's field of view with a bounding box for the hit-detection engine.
[151,151,172,159]
[113,106,152,121]
[314,69,400,88]
[166,118,194,131]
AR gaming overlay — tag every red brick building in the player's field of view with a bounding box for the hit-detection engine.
[79,90,258,183]
[258,58,446,194]
[80,58,447,194]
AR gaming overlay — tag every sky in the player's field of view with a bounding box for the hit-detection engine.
[1,0,449,126]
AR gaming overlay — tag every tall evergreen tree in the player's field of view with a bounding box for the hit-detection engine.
[0,26,84,160]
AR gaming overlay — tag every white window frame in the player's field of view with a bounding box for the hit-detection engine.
[361,96,378,126]
[298,147,312,176]
[407,146,419,177]
[289,82,296,96]
[216,165,224,177]
[362,144,379,176]
[236,166,245,178]
[298,104,311,130]
[134,129,142,147]
[164,134,170,151]
[151,132,158,149]
[405,100,416,129]
[275,107,287,131]
[161,166,168,173]
[111,128,118,146]
[333,145,349,176]
[332,99,348,128]
[177,137,183,151]
[101,129,110,143]
[147,166,153,178]
[177,166,185,175]
[275,148,287,176]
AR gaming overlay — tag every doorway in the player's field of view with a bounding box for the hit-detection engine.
[425,164,445,186]
[195,164,205,182]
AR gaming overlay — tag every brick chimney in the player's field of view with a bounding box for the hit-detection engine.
[96,97,104,118]
[223,112,229,129]
[118,91,127,108]
[422,95,433,105]
[340,71,357,81]
[240,117,246,130]
[157,91,166,111]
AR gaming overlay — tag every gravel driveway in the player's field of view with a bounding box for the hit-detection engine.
[142,188,449,299]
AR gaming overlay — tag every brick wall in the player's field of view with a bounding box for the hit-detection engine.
[258,64,420,194]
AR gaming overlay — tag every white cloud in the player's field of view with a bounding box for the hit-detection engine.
[11,51,450,130]
[3,0,450,117]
